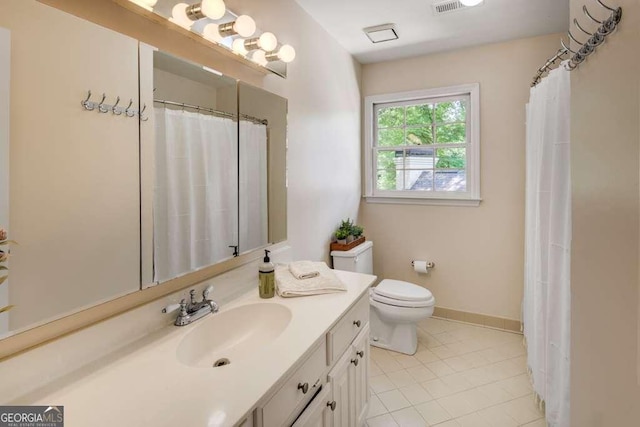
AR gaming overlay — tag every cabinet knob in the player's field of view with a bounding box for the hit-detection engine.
[353,320,361,327]
[357,350,364,358]
[351,358,359,366]
[297,382,309,394]
[327,401,337,411]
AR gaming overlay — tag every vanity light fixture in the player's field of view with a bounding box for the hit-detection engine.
[265,44,296,63]
[185,0,226,20]
[128,0,158,11]
[171,0,226,28]
[232,32,278,55]
[251,50,268,66]
[217,15,257,38]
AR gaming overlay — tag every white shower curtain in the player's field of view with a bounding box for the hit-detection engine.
[154,108,238,283]
[239,120,268,253]
[524,64,571,427]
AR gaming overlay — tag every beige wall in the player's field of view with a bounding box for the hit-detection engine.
[360,34,561,321]
[570,0,640,424]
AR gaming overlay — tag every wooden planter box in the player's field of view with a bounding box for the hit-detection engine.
[330,236,366,252]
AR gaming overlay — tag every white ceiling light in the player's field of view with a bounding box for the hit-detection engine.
[265,44,296,63]
[218,15,257,38]
[363,24,399,44]
[243,32,279,52]
[459,0,484,7]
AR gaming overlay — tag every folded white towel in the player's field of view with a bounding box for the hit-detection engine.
[289,260,320,279]
[276,262,347,297]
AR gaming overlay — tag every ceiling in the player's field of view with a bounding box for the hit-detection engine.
[294,0,569,63]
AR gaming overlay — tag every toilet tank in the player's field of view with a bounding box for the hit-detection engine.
[331,241,373,274]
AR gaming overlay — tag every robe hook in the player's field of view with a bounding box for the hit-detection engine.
[139,103,148,122]
[112,96,122,115]
[81,90,94,110]
[125,99,135,117]
[98,93,108,113]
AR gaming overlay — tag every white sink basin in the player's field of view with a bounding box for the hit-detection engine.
[176,303,292,368]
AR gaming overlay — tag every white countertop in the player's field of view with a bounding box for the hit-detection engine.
[29,270,375,427]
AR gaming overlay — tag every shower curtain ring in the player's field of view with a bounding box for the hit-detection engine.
[574,18,593,37]
[583,6,602,24]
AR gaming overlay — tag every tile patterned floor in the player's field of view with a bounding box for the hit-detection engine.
[366,317,546,427]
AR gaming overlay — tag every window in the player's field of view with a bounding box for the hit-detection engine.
[364,84,480,206]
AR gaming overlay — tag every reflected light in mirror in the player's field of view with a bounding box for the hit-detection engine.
[170,3,193,29]
[251,50,268,66]
[232,38,248,55]
[202,23,223,42]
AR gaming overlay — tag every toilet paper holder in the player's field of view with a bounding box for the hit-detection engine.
[411,260,435,269]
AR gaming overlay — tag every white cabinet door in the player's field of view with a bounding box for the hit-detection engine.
[328,349,355,427]
[353,325,370,427]
[291,386,333,427]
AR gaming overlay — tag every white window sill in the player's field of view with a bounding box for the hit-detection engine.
[364,195,482,207]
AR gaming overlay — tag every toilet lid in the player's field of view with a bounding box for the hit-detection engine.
[371,292,435,308]
[371,280,435,308]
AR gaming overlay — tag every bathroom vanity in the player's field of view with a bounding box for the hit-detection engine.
[23,269,374,427]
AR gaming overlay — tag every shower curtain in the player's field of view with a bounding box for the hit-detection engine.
[154,108,238,283]
[239,120,268,253]
[524,64,571,427]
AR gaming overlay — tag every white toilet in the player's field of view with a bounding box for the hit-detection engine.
[331,241,435,355]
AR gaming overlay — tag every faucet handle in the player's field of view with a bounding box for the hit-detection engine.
[203,285,214,300]
[179,299,188,316]
[189,289,197,304]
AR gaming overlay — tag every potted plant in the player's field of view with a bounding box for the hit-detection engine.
[351,225,364,239]
[339,218,355,243]
[334,228,349,245]
[0,227,15,314]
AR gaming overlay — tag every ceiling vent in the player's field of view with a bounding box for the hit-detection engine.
[432,0,484,15]
[363,24,399,44]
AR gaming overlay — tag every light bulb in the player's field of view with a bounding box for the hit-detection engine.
[203,23,222,42]
[232,38,248,55]
[234,15,256,38]
[252,50,268,66]
[278,44,296,63]
[201,0,226,19]
[171,3,192,29]
[258,32,278,51]
[460,0,483,6]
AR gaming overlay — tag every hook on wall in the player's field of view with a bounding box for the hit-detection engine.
[112,96,122,115]
[125,99,136,117]
[98,93,108,113]
[139,104,148,122]
[81,90,94,110]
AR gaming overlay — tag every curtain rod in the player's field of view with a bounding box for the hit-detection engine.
[531,1,622,87]
[153,99,269,126]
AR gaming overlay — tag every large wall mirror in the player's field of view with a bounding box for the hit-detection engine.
[0,1,287,344]
[141,49,288,286]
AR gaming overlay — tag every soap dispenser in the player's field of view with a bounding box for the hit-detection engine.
[259,249,275,298]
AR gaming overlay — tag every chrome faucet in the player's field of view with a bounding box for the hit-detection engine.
[163,285,219,326]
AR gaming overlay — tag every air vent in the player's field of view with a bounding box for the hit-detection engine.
[363,24,399,44]
[432,0,483,15]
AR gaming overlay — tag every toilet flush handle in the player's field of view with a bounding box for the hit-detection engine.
[354,256,359,263]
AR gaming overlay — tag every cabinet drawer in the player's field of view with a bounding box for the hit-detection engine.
[262,339,328,427]
[327,293,369,364]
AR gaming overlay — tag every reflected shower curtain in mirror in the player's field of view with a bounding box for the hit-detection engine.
[239,121,268,253]
[524,64,571,427]
[154,108,238,283]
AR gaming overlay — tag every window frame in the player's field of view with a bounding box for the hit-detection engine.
[364,83,481,206]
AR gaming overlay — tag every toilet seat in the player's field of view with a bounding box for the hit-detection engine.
[371,279,435,308]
